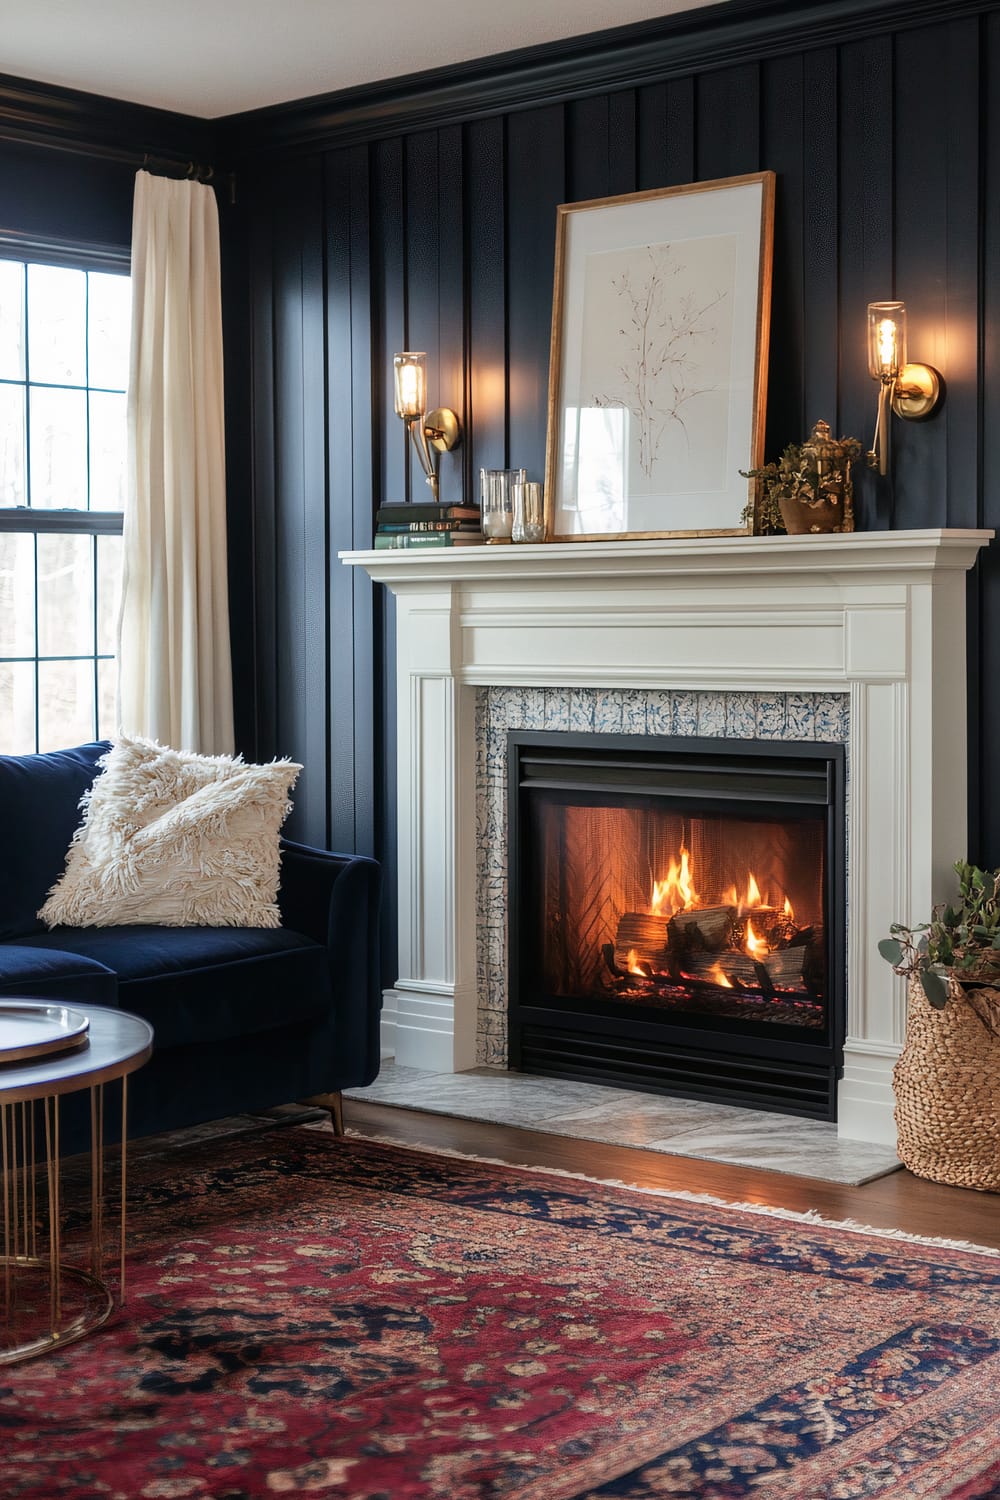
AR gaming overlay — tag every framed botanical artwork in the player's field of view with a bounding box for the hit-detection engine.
[543,171,775,541]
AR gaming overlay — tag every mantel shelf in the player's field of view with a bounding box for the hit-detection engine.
[342,528,993,589]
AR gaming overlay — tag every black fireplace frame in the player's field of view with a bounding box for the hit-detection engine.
[506,730,847,1120]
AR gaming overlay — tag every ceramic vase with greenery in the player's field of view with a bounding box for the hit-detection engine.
[741,420,863,536]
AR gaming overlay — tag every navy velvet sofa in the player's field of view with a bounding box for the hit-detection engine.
[0,742,382,1149]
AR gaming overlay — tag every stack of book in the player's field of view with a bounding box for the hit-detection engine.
[373,504,484,548]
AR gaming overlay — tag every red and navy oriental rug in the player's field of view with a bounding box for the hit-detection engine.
[2,1130,999,1499]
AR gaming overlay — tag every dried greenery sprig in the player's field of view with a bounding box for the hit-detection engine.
[878,861,1000,1030]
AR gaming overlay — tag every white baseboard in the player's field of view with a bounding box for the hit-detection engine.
[838,1039,900,1146]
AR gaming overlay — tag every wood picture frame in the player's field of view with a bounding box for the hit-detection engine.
[543,171,775,542]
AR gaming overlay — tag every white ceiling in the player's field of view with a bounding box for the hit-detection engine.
[0,0,724,119]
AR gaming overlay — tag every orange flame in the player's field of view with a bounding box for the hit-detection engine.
[708,962,733,989]
[650,846,699,916]
[784,896,794,919]
[721,871,769,916]
[625,948,644,977]
[744,917,769,961]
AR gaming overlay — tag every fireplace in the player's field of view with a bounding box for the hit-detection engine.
[346,528,990,1144]
[508,732,845,1119]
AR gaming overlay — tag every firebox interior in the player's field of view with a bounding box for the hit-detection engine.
[508,733,846,1119]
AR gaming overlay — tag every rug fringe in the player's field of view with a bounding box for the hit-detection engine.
[335,1126,1000,1259]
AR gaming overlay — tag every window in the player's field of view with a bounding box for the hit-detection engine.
[0,246,130,754]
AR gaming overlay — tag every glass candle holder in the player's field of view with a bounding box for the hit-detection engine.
[512,479,545,543]
[480,467,524,542]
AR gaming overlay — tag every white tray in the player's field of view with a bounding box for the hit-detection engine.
[0,1002,90,1064]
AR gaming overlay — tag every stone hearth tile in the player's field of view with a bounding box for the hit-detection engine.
[725,692,758,740]
[500,687,543,729]
[347,1064,901,1186]
[570,690,596,731]
[671,691,699,735]
[815,692,849,741]
[476,877,507,924]
[696,692,726,736]
[645,691,672,736]
[595,690,625,732]
[543,689,572,730]
[483,963,507,1012]
[621,690,648,733]
[487,687,511,731]
[481,1033,508,1067]
[786,693,817,738]
[755,696,788,738]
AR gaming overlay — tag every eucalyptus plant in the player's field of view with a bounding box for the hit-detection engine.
[878,860,1000,1011]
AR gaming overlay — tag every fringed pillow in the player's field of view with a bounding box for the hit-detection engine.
[38,735,302,929]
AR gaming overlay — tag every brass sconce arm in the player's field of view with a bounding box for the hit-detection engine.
[866,303,942,476]
[393,352,461,501]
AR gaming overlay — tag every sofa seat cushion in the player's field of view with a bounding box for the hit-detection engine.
[9,927,331,1050]
[0,944,118,1008]
[0,742,108,942]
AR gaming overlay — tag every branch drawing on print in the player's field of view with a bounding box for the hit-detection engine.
[592,245,727,479]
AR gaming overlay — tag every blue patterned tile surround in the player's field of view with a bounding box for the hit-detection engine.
[474,688,850,1066]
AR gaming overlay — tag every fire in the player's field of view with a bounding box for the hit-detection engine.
[708,962,733,989]
[650,846,699,916]
[784,896,795,919]
[625,948,645,977]
[744,917,769,961]
[746,872,761,907]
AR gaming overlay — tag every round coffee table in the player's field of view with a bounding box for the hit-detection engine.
[0,1003,153,1364]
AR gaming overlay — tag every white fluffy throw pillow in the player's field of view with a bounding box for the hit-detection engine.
[38,735,302,929]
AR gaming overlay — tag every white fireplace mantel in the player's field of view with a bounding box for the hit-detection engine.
[344,529,993,1145]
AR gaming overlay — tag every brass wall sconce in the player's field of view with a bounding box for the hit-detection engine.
[393,352,460,501]
[866,302,942,475]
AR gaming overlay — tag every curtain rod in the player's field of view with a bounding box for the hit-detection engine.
[0,122,234,202]
[141,151,215,184]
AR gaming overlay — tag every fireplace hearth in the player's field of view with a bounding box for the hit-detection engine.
[508,732,845,1119]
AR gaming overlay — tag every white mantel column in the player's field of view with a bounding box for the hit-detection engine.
[391,585,479,1071]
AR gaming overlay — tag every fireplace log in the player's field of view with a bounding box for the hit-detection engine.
[667,904,736,952]
[613,912,669,975]
[681,941,820,993]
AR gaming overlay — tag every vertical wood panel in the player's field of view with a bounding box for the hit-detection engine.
[437,123,466,506]
[248,170,278,766]
[567,95,610,203]
[760,52,805,450]
[404,130,440,506]
[838,35,894,531]
[696,64,760,181]
[271,154,329,843]
[466,116,507,483]
[609,90,637,197]
[801,47,840,433]
[506,104,565,483]
[371,138,407,507]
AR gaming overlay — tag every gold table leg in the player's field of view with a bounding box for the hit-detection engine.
[0,1085,128,1365]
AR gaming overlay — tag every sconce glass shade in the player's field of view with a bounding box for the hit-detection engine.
[393,352,426,419]
[867,302,907,381]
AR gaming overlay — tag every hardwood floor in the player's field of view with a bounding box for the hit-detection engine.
[344,1098,1000,1251]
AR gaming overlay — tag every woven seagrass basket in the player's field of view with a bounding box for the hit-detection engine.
[893,975,1000,1192]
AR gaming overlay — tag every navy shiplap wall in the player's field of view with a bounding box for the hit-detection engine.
[226,0,1000,985]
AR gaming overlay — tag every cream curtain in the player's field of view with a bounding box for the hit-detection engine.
[118,169,234,754]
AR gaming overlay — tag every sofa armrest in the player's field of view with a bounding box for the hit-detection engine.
[278,838,383,1086]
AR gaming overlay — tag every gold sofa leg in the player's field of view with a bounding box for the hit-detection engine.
[305,1091,345,1136]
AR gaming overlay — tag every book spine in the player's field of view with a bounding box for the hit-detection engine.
[376,507,480,524]
[377,521,479,533]
[373,532,482,549]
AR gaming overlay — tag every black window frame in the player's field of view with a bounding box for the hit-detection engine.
[0,230,130,754]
